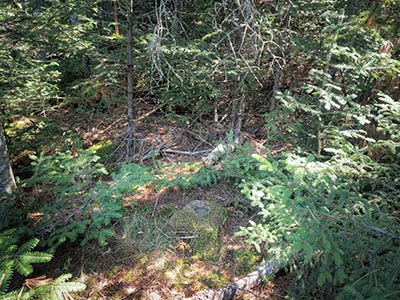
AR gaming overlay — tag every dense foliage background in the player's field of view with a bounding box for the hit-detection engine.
[1,0,399,299]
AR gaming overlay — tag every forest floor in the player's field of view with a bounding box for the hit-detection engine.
[11,102,292,299]
[54,185,291,300]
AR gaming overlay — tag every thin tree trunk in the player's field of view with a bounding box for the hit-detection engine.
[126,0,135,157]
[268,66,281,112]
[234,92,245,144]
[113,0,120,35]
[316,110,322,155]
[0,124,16,194]
[172,0,183,34]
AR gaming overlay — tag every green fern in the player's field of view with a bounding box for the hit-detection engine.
[0,260,14,293]
[0,290,30,300]
[16,238,39,254]
[28,274,86,300]
[0,231,52,294]
[0,231,85,299]
[0,274,85,300]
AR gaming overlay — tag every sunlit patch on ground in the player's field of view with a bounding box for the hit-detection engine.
[6,103,290,299]
[51,183,288,300]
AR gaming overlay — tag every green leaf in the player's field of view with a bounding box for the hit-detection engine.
[335,268,346,283]
[253,242,261,253]
[49,289,64,300]
[304,243,314,264]
[97,229,114,246]
[322,236,331,252]
[0,290,24,300]
[53,282,86,293]
[15,257,33,276]
[317,272,326,286]
[342,285,359,296]
[20,252,52,264]
[54,273,72,283]
[0,260,14,293]
[252,154,273,171]
[17,238,39,254]
[332,251,343,266]
[28,154,38,161]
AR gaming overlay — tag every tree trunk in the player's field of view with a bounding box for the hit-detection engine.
[172,0,183,34]
[233,92,245,144]
[126,0,135,157]
[268,66,281,112]
[0,124,16,194]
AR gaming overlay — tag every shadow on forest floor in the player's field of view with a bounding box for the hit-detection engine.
[8,103,292,299]
[44,184,291,299]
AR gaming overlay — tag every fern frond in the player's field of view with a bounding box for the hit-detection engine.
[0,288,32,300]
[0,230,16,250]
[20,252,52,264]
[4,245,17,254]
[53,273,72,283]
[49,289,64,300]
[15,257,33,277]
[97,229,114,246]
[12,238,52,277]
[0,290,18,300]
[54,281,86,293]
[17,238,40,254]
[32,274,86,300]
[0,260,14,293]
[53,273,86,291]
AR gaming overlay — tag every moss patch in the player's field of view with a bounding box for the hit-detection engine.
[88,140,114,161]
[168,200,228,261]
[169,200,227,232]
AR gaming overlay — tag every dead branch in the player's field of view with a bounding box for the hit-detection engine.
[187,260,278,300]
[203,143,235,166]
[162,149,212,156]
[134,107,159,122]
[351,217,400,240]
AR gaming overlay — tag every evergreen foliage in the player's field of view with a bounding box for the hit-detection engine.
[237,151,399,299]
[0,0,399,298]
[0,230,85,299]
[0,230,52,293]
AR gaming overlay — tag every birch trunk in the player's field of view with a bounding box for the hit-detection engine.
[0,124,16,194]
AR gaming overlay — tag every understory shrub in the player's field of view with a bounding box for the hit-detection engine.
[4,152,159,250]
[237,152,400,299]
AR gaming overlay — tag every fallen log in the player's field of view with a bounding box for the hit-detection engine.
[187,260,278,300]
[202,143,235,166]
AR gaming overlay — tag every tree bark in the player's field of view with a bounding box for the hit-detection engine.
[172,0,183,34]
[233,92,245,144]
[0,124,16,194]
[268,66,281,112]
[126,0,135,157]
